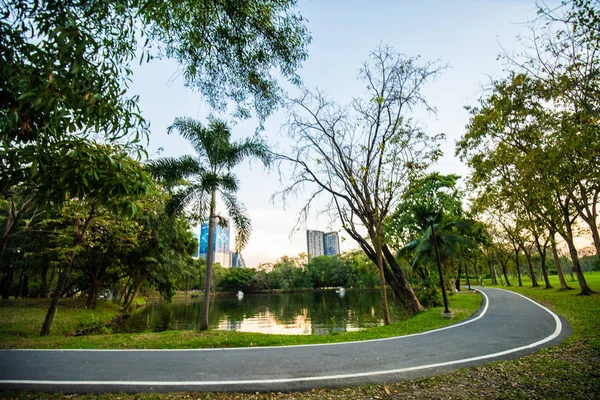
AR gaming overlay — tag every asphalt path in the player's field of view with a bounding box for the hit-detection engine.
[0,287,570,393]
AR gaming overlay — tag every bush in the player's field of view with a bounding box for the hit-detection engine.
[418,278,443,307]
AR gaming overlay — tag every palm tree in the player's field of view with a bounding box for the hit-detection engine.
[148,118,270,330]
[404,204,476,317]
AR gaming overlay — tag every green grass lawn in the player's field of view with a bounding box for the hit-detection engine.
[0,291,481,349]
[0,297,122,340]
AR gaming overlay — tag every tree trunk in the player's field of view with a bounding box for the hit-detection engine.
[40,264,49,298]
[117,276,132,304]
[550,234,571,290]
[513,247,523,287]
[455,260,462,292]
[560,230,594,295]
[534,236,553,289]
[501,259,512,286]
[431,221,450,314]
[122,283,133,308]
[473,259,479,283]
[41,203,96,336]
[590,222,600,264]
[569,187,600,264]
[40,252,75,336]
[123,275,147,312]
[346,229,423,315]
[374,232,391,325]
[20,275,29,298]
[495,265,503,286]
[200,189,217,331]
[564,235,593,295]
[487,258,497,285]
[48,266,57,297]
[523,249,539,287]
[86,277,99,309]
[0,207,15,278]
[0,269,13,299]
[464,261,471,290]
[381,245,424,315]
[16,269,24,299]
[560,197,594,295]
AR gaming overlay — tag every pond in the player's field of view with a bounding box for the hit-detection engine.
[114,289,409,335]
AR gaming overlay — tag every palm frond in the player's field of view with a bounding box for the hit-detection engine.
[166,184,202,215]
[147,155,202,188]
[167,118,210,160]
[186,187,211,223]
[220,190,251,252]
[199,172,221,192]
[220,173,240,193]
[228,136,272,169]
[215,215,229,227]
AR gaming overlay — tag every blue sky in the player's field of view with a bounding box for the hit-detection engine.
[128,0,549,268]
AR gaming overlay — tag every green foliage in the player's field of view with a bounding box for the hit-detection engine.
[219,268,256,292]
[1,0,310,149]
[306,256,350,289]
[388,173,482,279]
[0,1,310,280]
[417,276,443,307]
[0,176,197,311]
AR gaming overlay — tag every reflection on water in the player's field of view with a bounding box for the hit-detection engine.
[218,310,313,335]
[114,289,408,335]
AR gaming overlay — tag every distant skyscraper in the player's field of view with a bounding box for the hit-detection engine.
[307,230,340,259]
[323,231,340,256]
[199,219,231,268]
[307,230,325,258]
[230,251,246,268]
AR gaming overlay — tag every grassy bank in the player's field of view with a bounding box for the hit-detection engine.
[2,274,597,399]
[0,298,122,341]
[0,291,481,349]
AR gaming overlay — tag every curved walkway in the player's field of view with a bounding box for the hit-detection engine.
[0,287,569,393]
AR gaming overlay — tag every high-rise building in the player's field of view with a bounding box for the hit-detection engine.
[307,230,325,258]
[199,219,231,268]
[307,230,340,259]
[230,251,246,268]
[323,231,340,256]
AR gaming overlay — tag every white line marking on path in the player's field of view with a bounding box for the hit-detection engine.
[0,288,563,387]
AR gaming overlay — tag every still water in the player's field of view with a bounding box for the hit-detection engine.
[114,289,408,335]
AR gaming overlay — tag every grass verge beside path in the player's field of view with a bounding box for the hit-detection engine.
[0,292,480,349]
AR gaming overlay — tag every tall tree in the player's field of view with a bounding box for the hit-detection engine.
[149,118,270,330]
[457,73,595,294]
[277,45,446,318]
[505,0,600,259]
[40,142,152,335]
[391,173,479,315]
